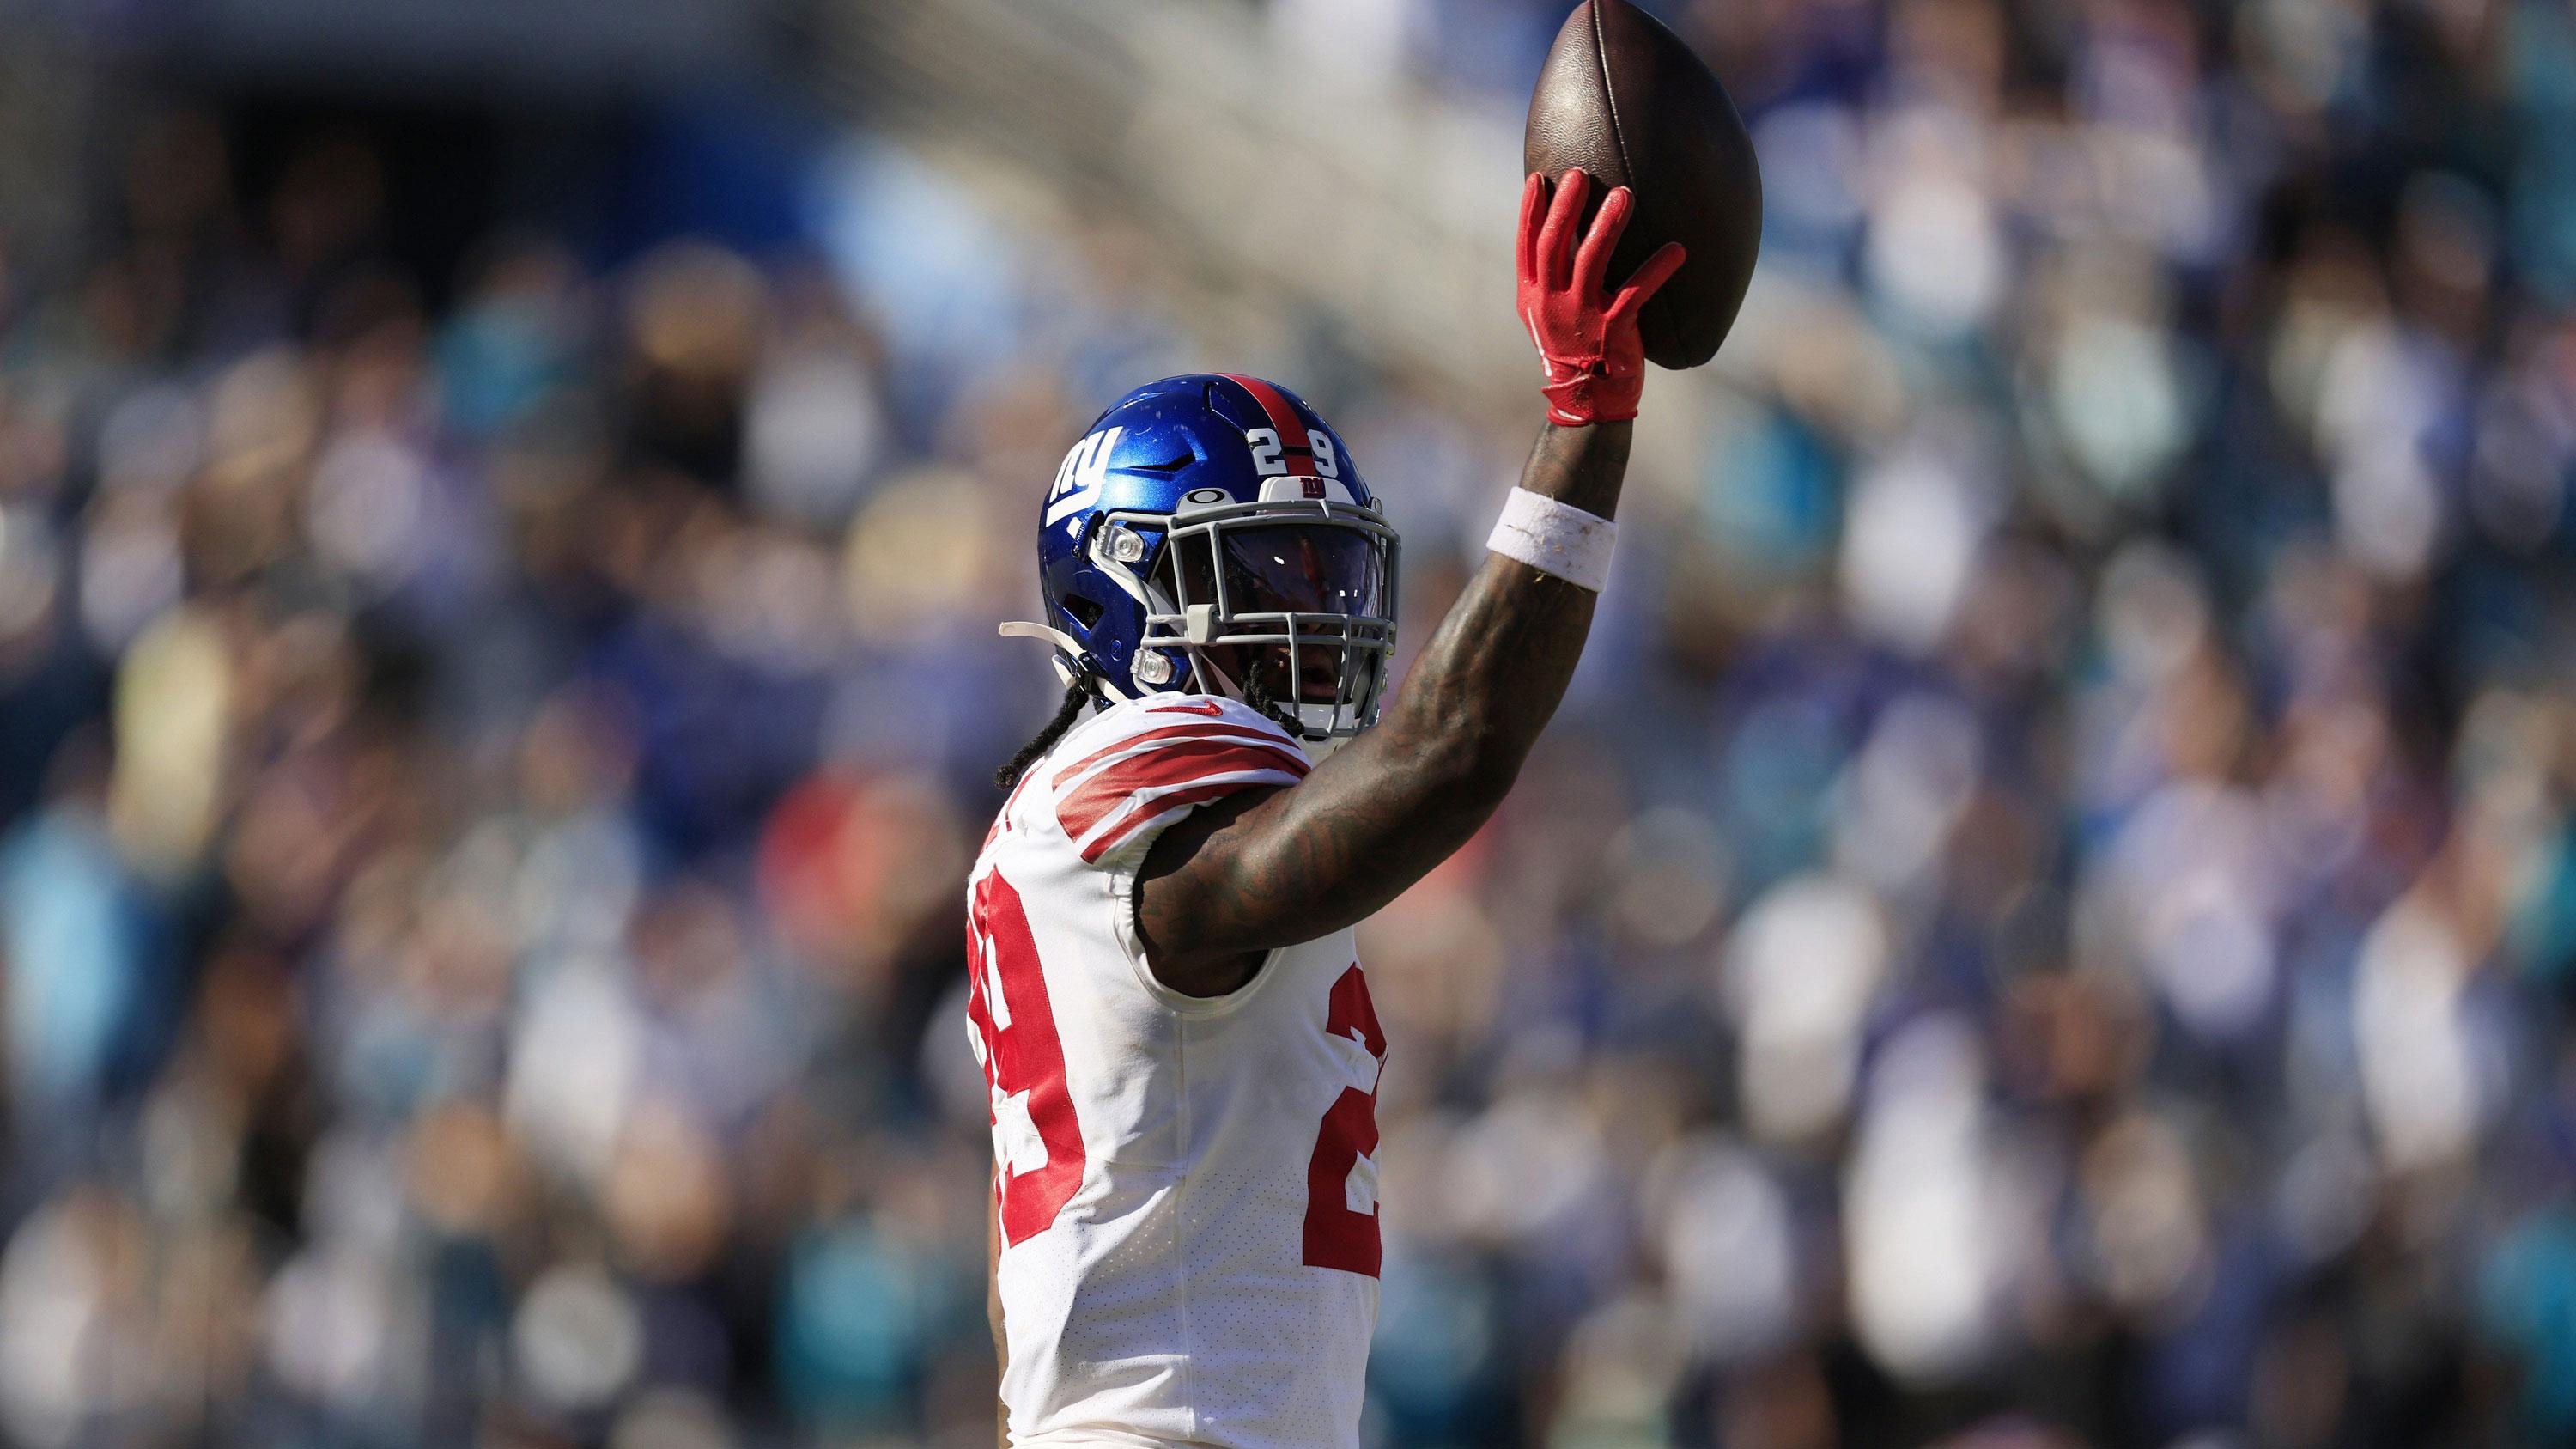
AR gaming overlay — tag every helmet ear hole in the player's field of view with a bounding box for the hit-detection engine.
[1063,596,1106,630]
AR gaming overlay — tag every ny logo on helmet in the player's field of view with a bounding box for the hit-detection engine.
[1043,426,1124,527]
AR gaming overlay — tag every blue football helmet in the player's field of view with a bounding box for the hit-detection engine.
[1003,374,1400,752]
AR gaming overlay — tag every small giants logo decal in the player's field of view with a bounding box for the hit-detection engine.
[1043,426,1124,527]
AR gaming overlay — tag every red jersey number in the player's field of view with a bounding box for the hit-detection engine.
[967,871,1086,1245]
[1303,965,1387,1277]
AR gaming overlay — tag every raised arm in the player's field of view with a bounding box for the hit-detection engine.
[1135,171,1684,993]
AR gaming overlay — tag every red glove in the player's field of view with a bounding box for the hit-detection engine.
[1516,170,1686,426]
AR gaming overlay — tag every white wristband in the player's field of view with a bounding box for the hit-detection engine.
[1486,487,1617,592]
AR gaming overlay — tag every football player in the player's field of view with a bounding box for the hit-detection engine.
[967,171,1683,1448]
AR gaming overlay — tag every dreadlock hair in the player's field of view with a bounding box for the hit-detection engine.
[1242,667,1274,726]
[995,661,1102,790]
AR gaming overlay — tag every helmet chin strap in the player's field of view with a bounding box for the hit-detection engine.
[999,621,1135,699]
[1190,648,1268,723]
[997,619,1084,656]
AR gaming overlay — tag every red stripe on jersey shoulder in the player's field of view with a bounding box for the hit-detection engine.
[1056,737,1309,845]
[1050,721,1305,792]
[1075,779,1279,864]
[1219,374,1316,476]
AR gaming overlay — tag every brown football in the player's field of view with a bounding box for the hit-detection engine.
[1525,0,1763,369]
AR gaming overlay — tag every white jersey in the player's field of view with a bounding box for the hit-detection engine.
[966,693,1385,1449]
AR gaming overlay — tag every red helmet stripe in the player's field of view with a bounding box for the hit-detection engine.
[1218,374,1317,476]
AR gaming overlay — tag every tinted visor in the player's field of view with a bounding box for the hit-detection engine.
[1203,526,1387,619]
[1173,524,1388,705]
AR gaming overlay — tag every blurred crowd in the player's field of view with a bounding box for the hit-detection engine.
[5,0,2576,1445]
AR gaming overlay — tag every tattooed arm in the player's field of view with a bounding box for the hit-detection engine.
[1133,420,1633,995]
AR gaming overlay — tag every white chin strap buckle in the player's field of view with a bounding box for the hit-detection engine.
[999,620,1091,688]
